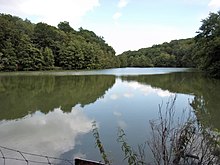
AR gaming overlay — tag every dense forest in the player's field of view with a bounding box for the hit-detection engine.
[117,11,220,78]
[117,38,195,68]
[0,14,117,71]
[0,11,219,78]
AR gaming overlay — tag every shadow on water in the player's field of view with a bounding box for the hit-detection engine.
[0,75,115,120]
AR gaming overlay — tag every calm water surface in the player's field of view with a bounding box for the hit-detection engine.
[0,68,219,165]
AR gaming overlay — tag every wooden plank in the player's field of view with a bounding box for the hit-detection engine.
[75,158,105,165]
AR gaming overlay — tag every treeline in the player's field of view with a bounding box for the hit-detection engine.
[0,11,219,78]
[117,11,220,78]
[117,38,195,68]
[0,14,117,71]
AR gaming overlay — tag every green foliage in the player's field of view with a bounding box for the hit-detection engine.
[92,122,146,165]
[92,121,111,165]
[118,38,196,68]
[42,47,55,69]
[0,13,117,71]
[17,34,44,71]
[1,11,220,76]
[117,128,144,165]
[58,42,83,70]
[0,41,17,71]
[154,53,176,67]
[195,11,220,78]
[118,10,220,78]
[58,21,75,33]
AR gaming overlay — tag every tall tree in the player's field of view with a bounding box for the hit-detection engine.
[195,11,220,78]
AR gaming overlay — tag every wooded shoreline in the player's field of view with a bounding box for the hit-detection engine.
[0,11,219,78]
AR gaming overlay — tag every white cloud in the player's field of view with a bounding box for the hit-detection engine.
[157,90,174,97]
[110,94,119,100]
[113,111,122,117]
[0,108,92,159]
[118,0,129,8]
[117,120,127,129]
[127,82,153,95]
[208,0,220,10]
[113,12,122,20]
[127,82,143,90]
[126,81,174,97]
[124,93,134,98]
[112,0,129,22]
[113,111,127,129]
[0,0,100,27]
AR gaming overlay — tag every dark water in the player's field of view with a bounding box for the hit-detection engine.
[0,68,219,165]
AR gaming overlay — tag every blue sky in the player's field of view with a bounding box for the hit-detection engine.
[0,0,220,54]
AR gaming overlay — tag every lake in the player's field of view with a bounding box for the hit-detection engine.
[0,68,219,165]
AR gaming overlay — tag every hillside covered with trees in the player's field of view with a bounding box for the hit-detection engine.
[0,14,117,71]
[0,11,219,78]
[117,11,220,78]
[117,38,195,68]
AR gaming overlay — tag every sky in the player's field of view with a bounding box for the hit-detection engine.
[0,0,220,54]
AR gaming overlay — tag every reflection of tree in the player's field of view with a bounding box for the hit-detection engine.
[191,96,209,124]
[121,72,220,130]
[0,75,115,120]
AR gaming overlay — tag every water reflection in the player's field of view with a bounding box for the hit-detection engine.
[0,75,115,120]
[122,72,220,129]
[74,78,194,165]
[0,108,92,164]
[125,81,174,97]
[0,68,219,164]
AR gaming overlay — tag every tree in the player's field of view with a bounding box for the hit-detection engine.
[195,11,220,78]
[58,21,75,33]
[0,41,17,71]
[42,47,55,69]
[58,42,84,70]
[0,14,20,71]
[16,34,34,70]
[117,38,195,68]
[154,53,176,67]
[33,23,59,49]
[0,14,117,71]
